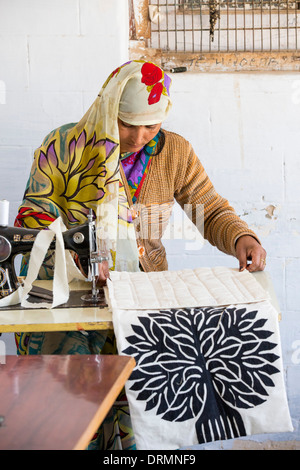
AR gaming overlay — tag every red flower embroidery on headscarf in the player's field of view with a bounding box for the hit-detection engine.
[148,82,163,105]
[141,62,163,86]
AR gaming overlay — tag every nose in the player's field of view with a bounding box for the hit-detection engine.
[131,127,146,146]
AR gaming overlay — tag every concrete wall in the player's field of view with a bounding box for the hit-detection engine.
[0,0,299,449]
[0,0,129,222]
[162,71,300,448]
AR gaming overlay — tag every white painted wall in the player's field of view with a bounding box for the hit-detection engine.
[0,0,299,448]
[0,0,129,223]
[162,70,300,447]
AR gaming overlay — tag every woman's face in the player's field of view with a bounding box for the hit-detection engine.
[118,118,161,153]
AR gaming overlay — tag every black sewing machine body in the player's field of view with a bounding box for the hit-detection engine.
[0,222,91,299]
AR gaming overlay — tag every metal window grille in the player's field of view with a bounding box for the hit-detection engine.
[148,0,300,52]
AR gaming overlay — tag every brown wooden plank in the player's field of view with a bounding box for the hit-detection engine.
[129,43,300,72]
[131,0,151,40]
[0,320,113,333]
[0,354,135,450]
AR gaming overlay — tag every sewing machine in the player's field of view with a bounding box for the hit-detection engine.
[0,209,108,304]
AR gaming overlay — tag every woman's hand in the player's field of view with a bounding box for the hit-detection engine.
[72,251,110,286]
[96,260,110,286]
[235,235,267,272]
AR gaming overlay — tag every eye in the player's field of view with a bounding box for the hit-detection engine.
[119,120,133,128]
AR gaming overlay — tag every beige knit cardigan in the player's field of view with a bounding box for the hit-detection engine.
[121,130,260,273]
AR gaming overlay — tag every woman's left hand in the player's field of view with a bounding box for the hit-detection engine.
[235,235,267,272]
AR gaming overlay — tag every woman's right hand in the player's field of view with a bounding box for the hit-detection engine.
[96,260,110,286]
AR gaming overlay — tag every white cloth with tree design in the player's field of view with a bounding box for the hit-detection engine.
[108,268,293,450]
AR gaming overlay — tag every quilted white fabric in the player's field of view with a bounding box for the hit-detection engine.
[106,266,270,310]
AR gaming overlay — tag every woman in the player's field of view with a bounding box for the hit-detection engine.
[14,60,266,449]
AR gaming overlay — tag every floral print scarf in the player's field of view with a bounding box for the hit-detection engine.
[120,131,161,204]
[15,61,172,274]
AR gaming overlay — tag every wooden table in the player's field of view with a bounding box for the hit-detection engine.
[0,354,136,450]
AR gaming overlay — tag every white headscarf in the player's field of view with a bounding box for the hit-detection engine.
[118,61,172,125]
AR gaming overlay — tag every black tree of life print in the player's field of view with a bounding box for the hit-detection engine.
[122,306,280,444]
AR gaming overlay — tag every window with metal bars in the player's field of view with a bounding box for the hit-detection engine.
[148,0,300,52]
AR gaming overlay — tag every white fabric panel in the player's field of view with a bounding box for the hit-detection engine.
[107,266,270,310]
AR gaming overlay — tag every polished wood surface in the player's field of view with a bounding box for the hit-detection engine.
[0,354,135,450]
